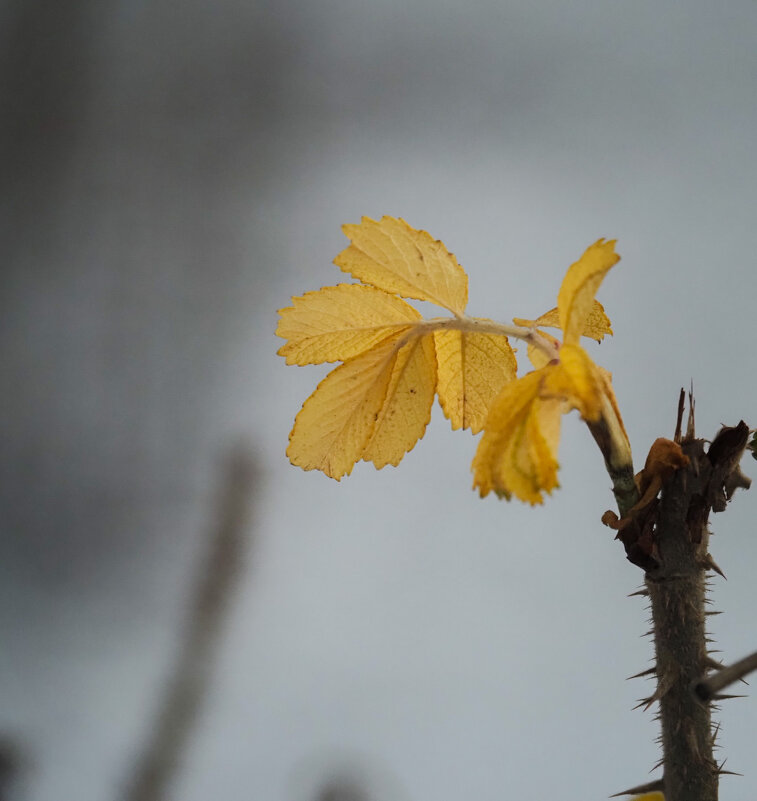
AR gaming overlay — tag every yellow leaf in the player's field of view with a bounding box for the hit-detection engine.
[557,239,620,345]
[513,298,613,342]
[631,794,664,801]
[286,335,401,479]
[434,322,517,433]
[541,343,604,422]
[276,283,421,365]
[471,372,540,498]
[363,334,437,468]
[280,221,628,497]
[334,216,469,315]
[472,371,562,503]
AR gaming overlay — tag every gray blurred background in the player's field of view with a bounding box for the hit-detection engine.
[2,1,757,799]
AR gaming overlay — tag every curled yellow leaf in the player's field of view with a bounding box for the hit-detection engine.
[276,283,421,365]
[363,334,437,468]
[472,371,562,503]
[334,216,469,315]
[541,343,604,422]
[526,397,564,498]
[473,343,611,502]
[434,322,517,433]
[557,239,620,345]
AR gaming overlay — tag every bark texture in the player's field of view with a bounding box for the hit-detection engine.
[646,435,717,801]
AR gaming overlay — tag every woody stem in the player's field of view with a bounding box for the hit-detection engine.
[645,437,717,801]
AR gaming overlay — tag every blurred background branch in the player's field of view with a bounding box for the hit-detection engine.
[123,446,258,801]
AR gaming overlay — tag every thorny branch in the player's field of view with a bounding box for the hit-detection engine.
[602,391,752,801]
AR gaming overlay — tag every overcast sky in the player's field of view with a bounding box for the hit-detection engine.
[3,2,757,800]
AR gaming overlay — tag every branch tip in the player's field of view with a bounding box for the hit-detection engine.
[685,383,696,440]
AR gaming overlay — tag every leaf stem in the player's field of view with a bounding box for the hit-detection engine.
[417,316,561,361]
[586,392,637,517]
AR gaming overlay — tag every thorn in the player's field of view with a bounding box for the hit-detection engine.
[711,723,721,745]
[610,778,664,797]
[705,610,724,616]
[716,758,743,777]
[700,553,727,578]
[628,588,650,597]
[649,757,664,773]
[702,656,725,671]
[627,666,657,680]
[711,693,747,700]
[674,387,685,443]
[636,669,677,711]
[686,382,695,439]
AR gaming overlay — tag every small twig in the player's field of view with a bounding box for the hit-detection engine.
[694,649,757,702]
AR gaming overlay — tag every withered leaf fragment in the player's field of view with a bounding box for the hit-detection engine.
[749,430,757,461]
[707,421,752,511]
[602,438,690,570]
